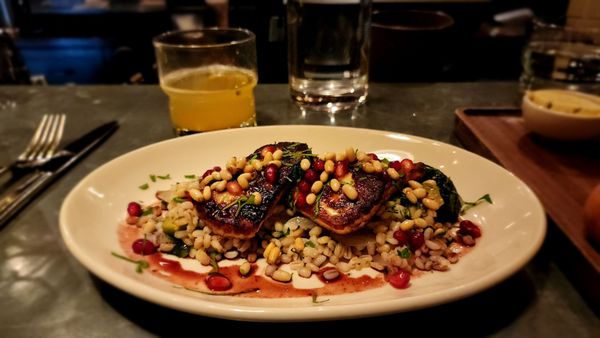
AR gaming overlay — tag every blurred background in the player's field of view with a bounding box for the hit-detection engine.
[0,0,580,85]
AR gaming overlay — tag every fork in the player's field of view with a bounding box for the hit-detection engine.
[0,114,66,177]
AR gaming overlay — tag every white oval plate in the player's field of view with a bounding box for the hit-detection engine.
[59,125,546,322]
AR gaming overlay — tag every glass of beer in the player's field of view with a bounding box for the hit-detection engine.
[153,28,257,136]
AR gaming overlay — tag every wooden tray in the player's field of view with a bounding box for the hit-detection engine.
[454,107,600,273]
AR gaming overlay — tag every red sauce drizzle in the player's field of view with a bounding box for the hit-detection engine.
[118,224,386,298]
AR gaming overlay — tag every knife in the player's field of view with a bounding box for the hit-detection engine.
[0,120,119,228]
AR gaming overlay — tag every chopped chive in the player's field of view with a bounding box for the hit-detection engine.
[172,196,186,203]
[184,174,197,179]
[157,174,171,180]
[111,252,149,274]
[305,241,316,248]
[149,174,157,182]
[139,183,149,190]
[141,209,153,216]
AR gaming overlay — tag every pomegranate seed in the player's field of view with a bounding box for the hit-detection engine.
[459,220,482,238]
[131,238,156,255]
[304,169,318,183]
[334,160,349,178]
[389,160,402,171]
[296,192,307,208]
[367,153,379,161]
[399,159,414,174]
[264,163,279,184]
[127,202,142,217]
[406,162,425,181]
[387,270,411,289]
[206,274,232,291]
[409,231,424,249]
[298,180,311,194]
[260,145,277,158]
[393,230,409,246]
[313,159,325,172]
[226,181,242,195]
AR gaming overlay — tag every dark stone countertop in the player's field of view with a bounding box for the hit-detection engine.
[0,83,597,337]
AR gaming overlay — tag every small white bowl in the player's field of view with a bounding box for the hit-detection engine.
[522,90,600,141]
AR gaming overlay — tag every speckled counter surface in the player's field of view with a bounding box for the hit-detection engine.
[0,83,597,337]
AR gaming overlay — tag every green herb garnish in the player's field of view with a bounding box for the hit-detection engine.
[311,293,330,304]
[460,194,493,215]
[184,174,197,179]
[139,183,149,190]
[305,241,316,248]
[141,208,153,216]
[172,196,186,203]
[224,194,256,217]
[111,252,149,273]
[150,174,156,182]
[397,247,411,259]
[179,286,259,296]
[313,189,326,216]
[157,174,171,180]
[209,252,219,272]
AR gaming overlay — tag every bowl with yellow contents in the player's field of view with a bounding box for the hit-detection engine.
[522,89,600,140]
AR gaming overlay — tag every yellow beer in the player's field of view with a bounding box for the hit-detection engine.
[161,65,257,134]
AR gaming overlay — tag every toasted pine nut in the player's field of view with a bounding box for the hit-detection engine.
[330,178,341,192]
[188,188,203,202]
[220,169,233,181]
[263,152,273,163]
[320,171,328,182]
[325,152,335,161]
[408,180,423,189]
[251,159,263,171]
[306,193,317,205]
[237,175,249,189]
[356,150,367,161]
[345,147,356,162]
[202,186,212,200]
[272,149,283,160]
[403,188,417,204]
[400,219,415,231]
[413,187,427,199]
[300,158,311,170]
[267,246,281,264]
[263,242,275,259]
[387,167,400,180]
[311,181,323,194]
[362,162,375,173]
[252,192,262,205]
[269,160,282,167]
[243,164,254,173]
[422,198,441,210]
[335,151,346,161]
[415,218,427,228]
[325,160,335,173]
[342,184,358,200]
[372,161,383,172]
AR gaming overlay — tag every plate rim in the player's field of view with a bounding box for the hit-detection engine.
[59,125,547,321]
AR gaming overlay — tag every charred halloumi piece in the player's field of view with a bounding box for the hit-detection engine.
[294,167,396,234]
[196,142,309,239]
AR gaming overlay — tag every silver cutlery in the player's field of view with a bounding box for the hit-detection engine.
[0,120,119,228]
[0,114,66,177]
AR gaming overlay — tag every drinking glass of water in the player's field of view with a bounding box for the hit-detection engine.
[287,0,372,112]
[520,21,600,95]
